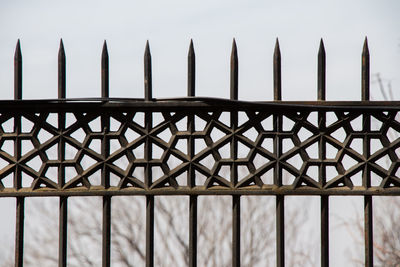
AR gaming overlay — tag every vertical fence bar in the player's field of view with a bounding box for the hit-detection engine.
[101,41,111,267]
[144,41,154,267]
[14,39,24,267]
[58,39,68,267]
[230,39,240,267]
[362,37,373,267]
[187,40,197,267]
[273,39,285,267]
[318,39,329,267]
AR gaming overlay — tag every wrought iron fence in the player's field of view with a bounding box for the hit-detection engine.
[0,37,398,267]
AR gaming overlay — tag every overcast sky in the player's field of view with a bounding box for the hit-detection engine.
[0,0,399,266]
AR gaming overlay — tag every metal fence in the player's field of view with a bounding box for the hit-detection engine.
[0,37,398,267]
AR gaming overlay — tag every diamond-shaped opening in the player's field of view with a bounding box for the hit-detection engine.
[194,115,207,131]
[133,112,145,128]
[195,170,207,186]
[261,138,273,152]
[114,155,129,171]
[253,153,269,169]
[0,157,9,170]
[26,155,42,172]
[65,143,79,160]
[287,154,302,170]
[261,115,273,131]
[297,127,313,142]
[238,165,249,181]
[1,173,13,188]
[282,138,295,153]
[282,169,295,185]
[175,116,187,131]
[218,143,230,159]
[70,128,85,144]
[45,144,58,160]
[326,112,337,127]
[21,117,34,133]
[88,117,101,132]
[350,115,363,131]
[88,169,101,186]
[166,154,183,170]
[242,127,258,142]
[396,147,400,158]
[88,139,101,155]
[342,154,359,170]
[331,127,346,143]
[218,112,230,127]
[175,172,187,186]
[175,139,187,155]
[38,128,54,144]
[125,127,141,143]
[65,113,76,128]
[349,170,362,186]
[218,165,230,180]
[2,118,13,133]
[387,128,398,143]
[375,154,391,168]
[152,166,164,181]
[306,165,318,180]
[199,154,215,170]
[152,112,164,128]
[45,166,58,183]
[371,172,381,186]
[238,141,251,158]
[371,116,383,131]
[283,116,295,131]
[305,142,318,159]
[1,140,13,155]
[307,112,318,127]
[195,138,208,154]
[22,172,33,188]
[349,138,363,155]
[326,142,338,159]
[132,143,144,159]
[110,139,121,154]
[110,173,120,187]
[210,127,226,142]
[80,154,97,170]
[132,166,145,182]
[46,113,58,128]
[157,127,172,143]
[326,166,338,181]
[152,143,165,159]
[238,111,248,127]
[370,138,384,155]
[260,168,273,184]
[65,167,78,183]
[21,140,35,155]
[110,117,121,132]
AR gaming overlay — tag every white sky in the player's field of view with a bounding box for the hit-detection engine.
[0,0,399,266]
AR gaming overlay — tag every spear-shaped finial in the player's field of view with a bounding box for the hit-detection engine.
[230,38,238,100]
[58,39,66,99]
[101,40,109,98]
[144,40,152,101]
[318,38,326,101]
[273,38,281,101]
[188,39,195,97]
[14,39,22,100]
[362,37,370,101]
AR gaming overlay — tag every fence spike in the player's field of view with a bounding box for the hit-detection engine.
[318,38,326,101]
[362,37,370,101]
[230,38,238,100]
[14,39,22,100]
[273,38,281,101]
[144,40,152,101]
[101,40,109,98]
[188,39,195,97]
[58,39,66,99]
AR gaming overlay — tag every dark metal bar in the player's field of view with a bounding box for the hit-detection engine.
[318,39,326,101]
[101,41,111,267]
[14,40,22,100]
[230,39,240,267]
[187,40,197,267]
[58,39,67,267]
[362,37,373,267]
[274,39,284,267]
[144,41,154,267]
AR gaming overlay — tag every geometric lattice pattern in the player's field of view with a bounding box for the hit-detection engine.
[0,103,399,195]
